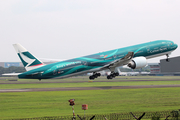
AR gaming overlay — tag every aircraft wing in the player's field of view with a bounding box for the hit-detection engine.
[103,52,134,72]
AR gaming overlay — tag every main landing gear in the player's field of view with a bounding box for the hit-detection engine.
[107,72,119,79]
[89,72,101,80]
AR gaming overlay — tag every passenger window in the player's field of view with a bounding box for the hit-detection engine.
[53,70,57,75]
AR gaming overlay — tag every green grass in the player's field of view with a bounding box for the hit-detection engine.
[1,88,180,119]
[1,76,180,119]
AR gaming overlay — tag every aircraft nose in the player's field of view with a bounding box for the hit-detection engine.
[174,43,178,49]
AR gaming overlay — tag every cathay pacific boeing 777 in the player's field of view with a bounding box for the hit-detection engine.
[13,40,178,80]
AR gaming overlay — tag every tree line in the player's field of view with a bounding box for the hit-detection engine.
[0,66,26,76]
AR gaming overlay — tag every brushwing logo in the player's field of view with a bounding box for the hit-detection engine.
[19,51,35,67]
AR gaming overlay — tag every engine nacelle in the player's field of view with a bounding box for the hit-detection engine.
[128,57,147,69]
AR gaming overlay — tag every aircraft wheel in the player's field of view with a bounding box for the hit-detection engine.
[92,75,96,78]
[89,76,95,80]
[112,74,116,78]
[166,58,170,62]
[115,72,119,76]
[107,75,113,79]
[97,73,101,76]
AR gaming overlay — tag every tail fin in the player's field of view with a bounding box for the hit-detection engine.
[13,43,45,71]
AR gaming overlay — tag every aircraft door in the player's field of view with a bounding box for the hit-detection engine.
[146,46,150,53]
[113,55,117,60]
[82,61,88,68]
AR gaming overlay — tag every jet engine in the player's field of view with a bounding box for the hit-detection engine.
[128,57,147,69]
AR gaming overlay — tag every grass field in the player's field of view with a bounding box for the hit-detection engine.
[0,76,180,119]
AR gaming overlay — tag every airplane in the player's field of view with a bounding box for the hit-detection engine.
[12,40,177,80]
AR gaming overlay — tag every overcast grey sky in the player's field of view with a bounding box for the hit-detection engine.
[0,0,180,63]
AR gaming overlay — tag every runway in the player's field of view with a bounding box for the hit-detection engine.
[1,84,180,92]
[1,78,180,84]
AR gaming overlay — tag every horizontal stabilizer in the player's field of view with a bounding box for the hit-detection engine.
[2,73,21,76]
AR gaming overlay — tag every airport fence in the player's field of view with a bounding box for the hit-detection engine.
[12,110,178,120]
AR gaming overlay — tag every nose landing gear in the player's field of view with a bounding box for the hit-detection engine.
[166,54,170,62]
